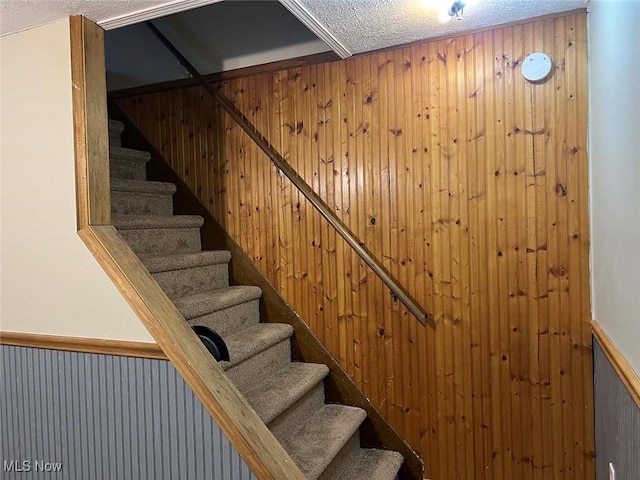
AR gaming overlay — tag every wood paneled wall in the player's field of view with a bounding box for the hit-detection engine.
[117,12,593,479]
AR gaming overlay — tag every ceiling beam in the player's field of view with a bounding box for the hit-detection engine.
[278,0,351,59]
[98,0,223,30]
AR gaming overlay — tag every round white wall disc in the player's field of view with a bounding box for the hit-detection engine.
[521,52,553,83]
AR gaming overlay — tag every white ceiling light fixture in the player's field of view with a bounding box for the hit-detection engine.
[420,0,480,24]
[444,1,466,23]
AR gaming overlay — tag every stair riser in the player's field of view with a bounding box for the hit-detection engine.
[153,264,229,300]
[270,383,326,444]
[186,299,260,338]
[110,158,147,180]
[118,228,201,256]
[109,131,121,148]
[226,340,291,391]
[111,191,173,216]
[318,432,361,480]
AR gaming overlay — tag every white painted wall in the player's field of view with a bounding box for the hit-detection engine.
[589,0,640,374]
[0,19,153,342]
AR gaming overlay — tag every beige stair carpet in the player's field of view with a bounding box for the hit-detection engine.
[108,118,404,479]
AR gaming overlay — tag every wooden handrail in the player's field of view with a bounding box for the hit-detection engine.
[145,21,434,328]
[109,99,424,477]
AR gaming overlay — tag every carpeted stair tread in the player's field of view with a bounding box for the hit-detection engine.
[335,448,404,480]
[220,323,293,370]
[111,177,177,195]
[106,116,406,475]
[174,286,262,319]
[281,404,367,479]
[109,119,125,134]
[242,363,329,425]
[112,214,204,230]
[142,251,232,273]
[110,146,151,163]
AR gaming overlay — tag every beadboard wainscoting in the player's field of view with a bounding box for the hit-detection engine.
[593,341,640,480]
[0,345,256,480]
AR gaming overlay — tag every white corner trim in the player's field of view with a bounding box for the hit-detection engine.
[98,0,223,30]
[278,0,351,59]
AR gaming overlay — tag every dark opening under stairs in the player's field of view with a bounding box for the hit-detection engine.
[108,118,405,479]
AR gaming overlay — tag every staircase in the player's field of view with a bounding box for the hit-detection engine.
[108,119,405,479]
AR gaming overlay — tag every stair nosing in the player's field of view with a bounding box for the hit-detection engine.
[142,251,232,273]
[220,323,293,370]
[283,404,367,480]
[109,146,151,162]
[109,120,125,133]
[336,448,405,479]
[175,285,262,319]
[112,214,204,230]
[242,362,329,425]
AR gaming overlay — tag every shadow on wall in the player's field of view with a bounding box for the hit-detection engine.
[105,22,192,91]
[105,0,330,92]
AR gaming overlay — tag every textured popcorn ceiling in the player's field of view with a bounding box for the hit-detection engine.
[284,0,589,55]
[1,0,589,52]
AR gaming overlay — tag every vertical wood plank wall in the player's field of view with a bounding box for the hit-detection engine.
[117,13,592,479]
